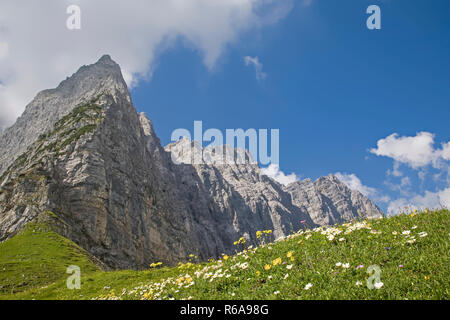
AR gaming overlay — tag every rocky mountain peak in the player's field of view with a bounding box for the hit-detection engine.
[0,55,129,175]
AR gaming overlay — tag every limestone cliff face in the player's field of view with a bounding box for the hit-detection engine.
[0,56,384,269]
[284,175,383,226]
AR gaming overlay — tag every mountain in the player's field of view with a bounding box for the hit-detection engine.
[0,55,383,269]
[285,175,383,226]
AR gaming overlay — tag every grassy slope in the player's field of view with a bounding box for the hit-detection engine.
[0,210,448,300]
[0,217,99,297]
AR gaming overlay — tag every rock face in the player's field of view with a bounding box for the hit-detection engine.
[284,175,383,226]
[0,56,383,269]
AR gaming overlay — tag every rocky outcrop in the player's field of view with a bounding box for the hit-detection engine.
[0,55,384,269]
[284,175,383,226]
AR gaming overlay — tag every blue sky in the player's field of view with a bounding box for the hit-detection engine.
[0,0,449,214]
[129,0,450,213]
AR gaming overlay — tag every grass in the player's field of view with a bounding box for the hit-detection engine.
[0,209,448,300]
[0,213,99,297]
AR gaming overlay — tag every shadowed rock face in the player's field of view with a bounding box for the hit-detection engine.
[0,56,384,269]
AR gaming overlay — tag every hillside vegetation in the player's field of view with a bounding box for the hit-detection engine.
[0,209,448,300]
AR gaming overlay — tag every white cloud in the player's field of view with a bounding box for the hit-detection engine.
[244,56,267,81]
[261,164,299,186]
[440,142,450,160]
[335,172,376,196]
[0,0,293,131]
[370,132,437,168]
[387,187,450,215]
[0,42,8,59]
[370,132,450,170]
[335,172,390,204]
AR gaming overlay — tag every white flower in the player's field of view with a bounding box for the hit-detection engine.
[402,230,410,235]
[335,262,342,267]
[418,232,428,237]
[274,291,280,295]
[412,225,418,229]
[374,282,384,289]
[339,237,345,242]
[355,281,362,286]
[284,273,289,280]
[327,235,335,241]
[342,263,350,269]
[231,293,235,297]
[304,283,313,290]
[407,238,416,244]
[392,231,398,235]
[286,264,293,270]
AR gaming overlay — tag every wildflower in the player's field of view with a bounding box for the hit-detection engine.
[355,281,362,287]
[256,231,263,239]
[398,265,403,268]
[406,238,416,244]
[342,263,350,269]
[392,231,398,235]
[335,262,342,267]
[231,293,235,297]
[402,230,410,235]
[284,274,289,280]
[385,247,391,251]
[286,264,293,270]
[223,255,229,260]
[418,232,428,237]
[374,282,384,289]
[274,291,280,295]
[286,251,293,258]
[356,265,364,270]
[304,283,313,290]
[255,271,261,277]
[339,237,345,242]
[327,235,335,241]
[272,258,282,266]
[268,275,273,280]
[412,225,418,229]
[264,264,271,271]
[305,234,312,240]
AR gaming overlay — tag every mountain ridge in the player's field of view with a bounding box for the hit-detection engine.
[0,55,384,269]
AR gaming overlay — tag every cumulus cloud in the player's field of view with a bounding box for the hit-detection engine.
[387,187,450,215]
[261,164,299,186]
[244,56,267,81]
[0,0,293,131]
[370,132,450,170]
[335,172,390,204]
[370,132,437,168]
[335,172,375,197]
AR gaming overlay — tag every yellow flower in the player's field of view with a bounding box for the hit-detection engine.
[256,271,261,276]
[286,251,293,258]
[223,255,229,260]
[272,257,282,266]
[264,264,272,270]
[290,256,295,262]
[256,231,263,239]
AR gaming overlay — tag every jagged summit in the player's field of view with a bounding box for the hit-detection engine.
[0,55,128,175]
